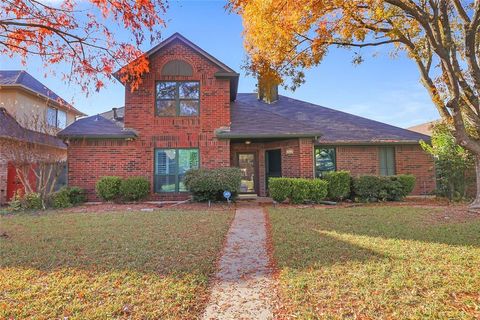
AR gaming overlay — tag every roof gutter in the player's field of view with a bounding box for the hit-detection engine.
[315,140,428,145]
[0,84,86,116]
[57,133,137,140]
[216,132,321,139]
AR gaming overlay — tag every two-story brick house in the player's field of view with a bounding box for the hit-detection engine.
[0,70,85,204]
[59,33,435,201]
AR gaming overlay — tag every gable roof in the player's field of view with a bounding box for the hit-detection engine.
[219,93,430,144]
[114,33,239,101]
[0,108,66,149]
[57,114,137,139]
[0,70,85,116]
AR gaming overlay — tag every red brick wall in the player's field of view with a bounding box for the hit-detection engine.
[334,144,435,195]
[67,40,231,201]
[395,144,436,195]
[336,145,379,175]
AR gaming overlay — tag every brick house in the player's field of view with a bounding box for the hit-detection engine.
[0,71,84,204]
[59,33,435,201]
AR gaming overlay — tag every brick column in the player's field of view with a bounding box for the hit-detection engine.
[299,138,314,178]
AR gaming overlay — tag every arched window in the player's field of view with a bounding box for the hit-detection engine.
[161,60,193,77]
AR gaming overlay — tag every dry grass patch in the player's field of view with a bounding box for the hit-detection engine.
[269,206,480,319]
[0,209,233,319]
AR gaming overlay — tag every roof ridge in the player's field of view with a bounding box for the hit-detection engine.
[275,94,427,137]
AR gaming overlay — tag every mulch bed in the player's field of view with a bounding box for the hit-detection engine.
[59,201,233,214]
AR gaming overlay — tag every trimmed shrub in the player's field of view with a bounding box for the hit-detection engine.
[290,178,311,204]
[393,174,416,197]
[96,176,122,201]
[23,192,43,210]
[51,190,73,209]
[66,186,87,205]
[322,171,351,200]
[308,179,329,203]
[353,175,417,202]
[184,167,242,202]
[268,178,292,203]
[353,176,385,202]
[269,177,329,204]
[120,177,150,202]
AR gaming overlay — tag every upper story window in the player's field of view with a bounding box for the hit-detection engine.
[315,147,336,178]
[155,81,200,116]
[379,146,396,176]
[46,107,67,129]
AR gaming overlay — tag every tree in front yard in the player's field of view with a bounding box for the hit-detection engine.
[0,0,168,93]
[421,122,475,200]
[229,0,480,209]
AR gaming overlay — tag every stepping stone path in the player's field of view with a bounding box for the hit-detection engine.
[203,205,275,320]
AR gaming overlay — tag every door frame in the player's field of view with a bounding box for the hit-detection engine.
[236,152,259,194]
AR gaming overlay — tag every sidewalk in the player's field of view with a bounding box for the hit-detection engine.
[202,205,275,320]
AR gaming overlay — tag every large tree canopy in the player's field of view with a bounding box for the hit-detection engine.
[1,0,168,93]
[230,0,480,208]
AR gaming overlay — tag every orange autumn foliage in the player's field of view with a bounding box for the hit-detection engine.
[230,0,480,208]
[1,0,168,93]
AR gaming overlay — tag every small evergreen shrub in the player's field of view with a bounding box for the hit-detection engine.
[268,178,292,203]
[353,176,382,202]
[184,167,242,202]
[353,175,417,202]
[22,192,43,210]
[268,177,329,204]
[66,186,87,205]
[322,171,351,200]
[120,177,150,201]
[96,176,122,201]
[289,178,311,204]
[308,179,329,203]
[51,190,73,209]
[393,174,416,197]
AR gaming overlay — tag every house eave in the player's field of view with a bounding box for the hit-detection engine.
[315,140,427,145]
[216,132,321,139]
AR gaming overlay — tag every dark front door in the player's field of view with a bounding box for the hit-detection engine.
[237,153,257,193]
[265,149,282,191]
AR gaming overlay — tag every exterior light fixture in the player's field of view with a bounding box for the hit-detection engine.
[245,140,251,145]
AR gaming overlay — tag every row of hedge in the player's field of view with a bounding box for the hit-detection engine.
[269,171,416,204]
[269,178,328,204]
[95,176,150,202]
[9,186,87,211]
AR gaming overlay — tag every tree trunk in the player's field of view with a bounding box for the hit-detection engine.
[470,155,480,211]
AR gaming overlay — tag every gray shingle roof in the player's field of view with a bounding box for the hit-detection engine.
[220,93,430,143]
[0,70,85,115]
[57,114,137,139]
[0,108,66,149]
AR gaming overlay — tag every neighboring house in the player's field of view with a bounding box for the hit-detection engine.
[408,121,439,136]
[0,71,85,204]
[59,33,435,201]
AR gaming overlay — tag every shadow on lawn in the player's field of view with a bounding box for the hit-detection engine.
[270,206,480,269]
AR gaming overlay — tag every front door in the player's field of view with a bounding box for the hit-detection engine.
[237,153,257,194]
[265,149,282,192]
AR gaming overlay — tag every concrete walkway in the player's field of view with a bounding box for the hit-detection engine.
[203,205,275,320]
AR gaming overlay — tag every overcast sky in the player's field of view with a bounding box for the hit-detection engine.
[0,0,440,128]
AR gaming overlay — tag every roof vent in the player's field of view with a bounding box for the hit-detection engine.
[161,59,193,77]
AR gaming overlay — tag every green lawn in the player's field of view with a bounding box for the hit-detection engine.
[269,206,480,319]
[0,209,233,319]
